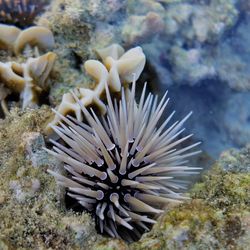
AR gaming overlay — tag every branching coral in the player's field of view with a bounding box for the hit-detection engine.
[47,44,145,131]
[0,52,56,110]
[0,24,54,55]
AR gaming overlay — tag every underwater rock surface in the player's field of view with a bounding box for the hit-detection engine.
[0,108,101,249]
[128,146,250,250]
[0,108,249,249]
[0,0,250,249]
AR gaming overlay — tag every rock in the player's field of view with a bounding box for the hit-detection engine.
[219,145,250,173]
[130,145,250,249]
[32,0,249,157]
[21,132,49,167]
[93,239,129,250]
[0,107,100,249]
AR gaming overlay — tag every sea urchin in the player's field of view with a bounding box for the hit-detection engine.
[0,0,46,28]
[46,80,201,242]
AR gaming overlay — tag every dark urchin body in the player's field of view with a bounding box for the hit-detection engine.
[0,0,46,28]
[46,81,201,242]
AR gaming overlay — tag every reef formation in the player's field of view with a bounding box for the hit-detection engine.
[0,24,55,55]
[33,0,250,157]
[0,108,249,249]
[0,23,56,114]
[0,0,250,249]
[47,44,145,130]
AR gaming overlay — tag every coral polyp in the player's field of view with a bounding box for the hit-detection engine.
[0,0,46,28]
[46,81,201,242]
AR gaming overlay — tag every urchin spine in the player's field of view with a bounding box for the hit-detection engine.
[45,80,201,241]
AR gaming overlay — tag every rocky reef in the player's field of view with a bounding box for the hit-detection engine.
[0,108,249,249]
[0,107,101,249]
[0,0,250,249]
[98,146,250,249]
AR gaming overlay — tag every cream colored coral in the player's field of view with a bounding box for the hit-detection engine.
[0,24,55,55]
[0,52,56,109]
[0,84,10,115]
[0,61,25,92]
[97,44,125,61]
[47,44,146,133]
[0,24,20,50]
[49,60,109,127]
[97,44,146,91]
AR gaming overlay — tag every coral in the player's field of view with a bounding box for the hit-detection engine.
[47,44,145,131]
[33,0,250,158]
[211,15,250,91]
[122,11,165,45]
[0,24,55,55]
[96,44,146,91]
[169,46,215,85]
[119,0,239,86]
[0,0,47,28]
[0,51,56,110]
[0,84,10,115]
[0,0,249,248]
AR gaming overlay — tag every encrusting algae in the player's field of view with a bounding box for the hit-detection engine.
[0,107,99,250]
[0,108,249,249]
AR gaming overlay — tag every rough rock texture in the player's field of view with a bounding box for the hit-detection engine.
[0,99,249,250]
[0,107,100,249]
[38,0,244,91]
[128,146,250,250]
[217,145,250,173]
[37,0,126,106]
[0,0,250,249]
[121,0,239,87]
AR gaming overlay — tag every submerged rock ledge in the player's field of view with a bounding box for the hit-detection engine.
[0,108,249,249]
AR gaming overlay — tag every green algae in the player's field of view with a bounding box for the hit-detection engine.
[90,159,250,249]
[1,107,249,250]
[129,153,250,250]
[192,166,250,212]
[0,1,249,248]
[93,239,129,250]
[0,107,99,250]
